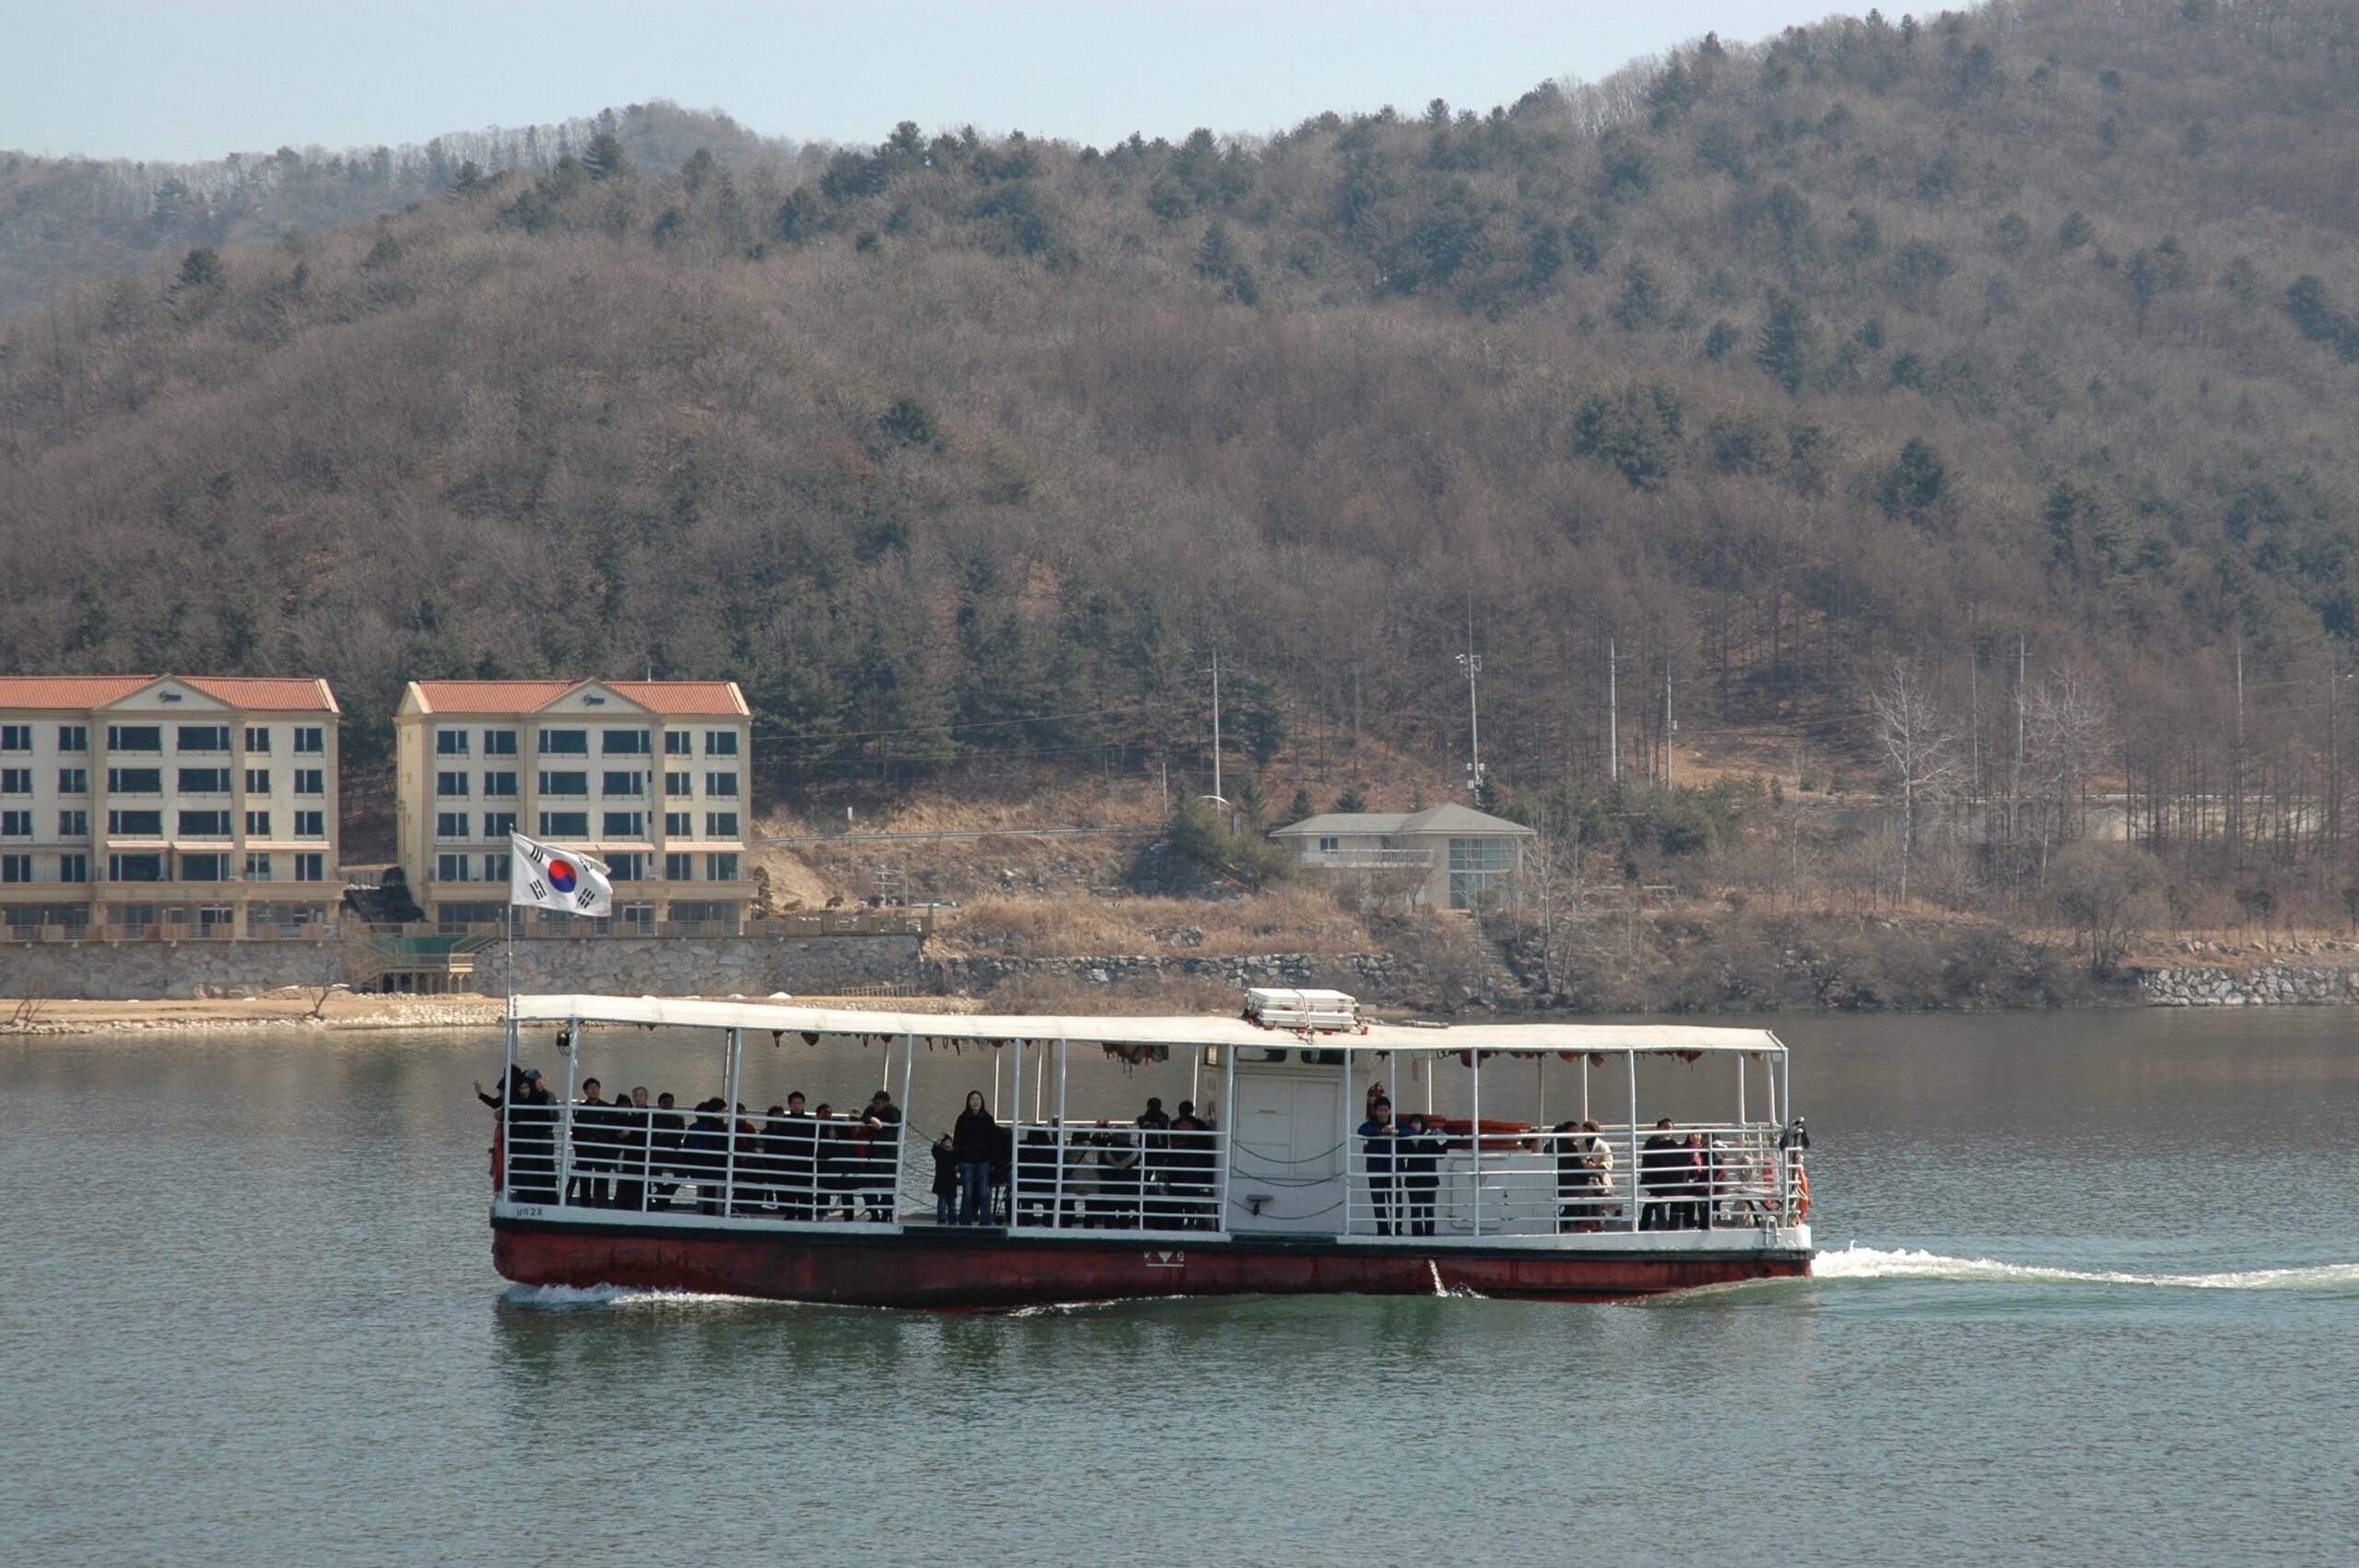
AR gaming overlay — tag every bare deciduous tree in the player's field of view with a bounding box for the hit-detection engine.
[1871,663,1961,907]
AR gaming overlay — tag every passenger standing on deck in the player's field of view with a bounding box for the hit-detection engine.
[477,1067,557,1203]
[686,1098,729,1215]
[569,1079,613,1208]
[610,1088,651,1212]
[1015,1124,1058,1225]
[1169,1101,1214,1230]
[780,1093,816,1221]
[862,1091,903,1222]
[1397,1112,1442,1236]
[1137,1096,1173,1226]
[931,1134,960,1225]
[1359,1096,1400,1235]
[649,1092,687,1211]
[1684,1129,1715,1231]
[1640,1118,1684,1230]
[952,1091,996,1225]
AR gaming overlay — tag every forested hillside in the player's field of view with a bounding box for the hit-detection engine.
[4,0,2358,904]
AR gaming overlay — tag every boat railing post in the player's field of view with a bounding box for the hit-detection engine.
[500,1013,517,1203]
[895,1032,915,1226]
[1471,1047,1483,1238]
[1626,1050,1641,1234]
[558,1017,581,1208]
[1052,1038,1069,1230]
[722,1026,743,1219]
[1217,1040,1237,1235]
[1340,1042,1354,1240]
[1009,1040,1025,1228]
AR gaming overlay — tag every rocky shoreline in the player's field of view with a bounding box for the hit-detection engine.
[2132,965,2359,1007]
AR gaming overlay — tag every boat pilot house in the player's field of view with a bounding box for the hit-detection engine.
[486,990,1813,1307]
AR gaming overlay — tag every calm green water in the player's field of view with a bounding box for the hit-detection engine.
[3,1010,2354,1565]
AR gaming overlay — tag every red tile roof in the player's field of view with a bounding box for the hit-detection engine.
[0,675,339,712]
[406,679,748,717]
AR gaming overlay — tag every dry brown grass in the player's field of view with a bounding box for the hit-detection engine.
[979,972,1246,1016]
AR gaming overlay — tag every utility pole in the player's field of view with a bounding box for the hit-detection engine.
[1457,613,1484,797]
[1209,647,1223,804]
[1663,659,1674,790]
[2234,638,2246,862]
[1608,640,1620,784]
[2011,635,2025,848]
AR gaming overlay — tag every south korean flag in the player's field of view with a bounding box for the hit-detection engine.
[510,831,614,918]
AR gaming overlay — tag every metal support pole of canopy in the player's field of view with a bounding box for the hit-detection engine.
[722,1026,743,1215]
[1052,1038,1070,1229]
[500,1013,518,1202]
[558,1017,581,1207]
[1625,1050,1641,1234]
[1470,1048,1483,1237]
[894,1032,915,1224]
[1217,1041,1237,1235]
[1008,1039,1025,1227]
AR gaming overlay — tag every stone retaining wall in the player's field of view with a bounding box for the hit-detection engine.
[0,933,924,1001]
[2135,965,2359,1006]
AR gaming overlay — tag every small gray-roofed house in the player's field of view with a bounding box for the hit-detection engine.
[1269,803,1536,909]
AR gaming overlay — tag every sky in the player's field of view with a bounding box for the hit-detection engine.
[2,1,1871,164]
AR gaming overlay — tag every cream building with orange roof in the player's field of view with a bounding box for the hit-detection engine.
[393,678,754,932]
[0,674,341,939]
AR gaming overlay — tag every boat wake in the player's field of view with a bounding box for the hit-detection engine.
[500,1282,773,1310]
[1813,1244,2359,1291]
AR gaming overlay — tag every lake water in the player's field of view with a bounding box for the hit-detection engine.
[2,1009,2353,1565]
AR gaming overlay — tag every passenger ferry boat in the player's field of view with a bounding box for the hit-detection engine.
[487,990,1813,1307]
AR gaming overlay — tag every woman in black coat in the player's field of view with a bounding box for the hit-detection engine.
[952,1091,997,1225]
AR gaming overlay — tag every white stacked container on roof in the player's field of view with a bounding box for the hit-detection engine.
[1242,988,1363,1034]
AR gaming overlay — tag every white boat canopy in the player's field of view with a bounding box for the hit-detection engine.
[508,994,1783,1057]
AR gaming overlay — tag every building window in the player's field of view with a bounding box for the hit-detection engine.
[0,854,27,882]
[664,851,693,881]
[245,811,272,837]
[292,853,323,882]
[664,731,691,756]
[59,726,88,753]
[602,770,644,797]
[706,812,739,837]
[663,770,691,797]
[111,903,158,926]
[483,771,517,798]
[293,769,324,796]
[0,811,29,837]
[179,810,231,837]
[293,811,325,837]
[108,767,162,794]
[436,730,470,756]
[707,771,738,797]
[58,811,88,837]
[483,852,510,883]
[59,853,88,883]
[179,767,231,794]
[607,851,645,882]
[107,810,163,836]
[177,725,230,753]
[539,770,587,797]
[437,813,469,840]
[1318,837,1340,852]
[663,812,692,837]
[435,770,469,799]
[539,812,589,837]
[107,725,161,753]
[109,852,164,883]
[245,852,273,881]
[705,731,738,756]
[0,726,28,752]
[706,852,739,882]
[59,767,88,795]
[0,768,29,794]
[293,727,324,755]
[180,852,229,881]
[436,853,475,883]
[244,726,271,753]
[484,812,516,839]
[484,730,517,756]
[538,730,588,755]
[603,811,644,838]
[243,768,269,793]
[1446,837,1517,910]
[603,730,650,755]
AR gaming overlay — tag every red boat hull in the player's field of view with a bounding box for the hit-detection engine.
[493,1218,1812,1308]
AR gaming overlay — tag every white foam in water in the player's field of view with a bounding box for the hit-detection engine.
[1813,1243,2359,1291]
[501,1282,773,1309]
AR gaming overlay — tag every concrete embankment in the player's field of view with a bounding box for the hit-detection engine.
[936,951,1425,1000]
[2135,965,2359,1006]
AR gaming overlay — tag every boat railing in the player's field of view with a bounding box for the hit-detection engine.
[1005,1119,1228,1235]
[1343,1123,1803,1240]
[499,1102,906,1229]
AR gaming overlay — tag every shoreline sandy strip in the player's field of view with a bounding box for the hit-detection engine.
[0,992,981,1035]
